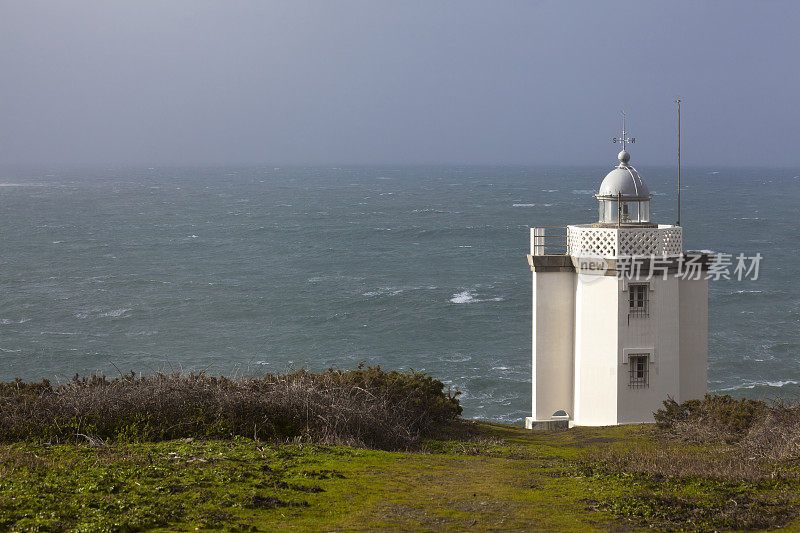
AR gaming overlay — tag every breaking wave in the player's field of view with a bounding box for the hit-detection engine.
[449,291,504,304]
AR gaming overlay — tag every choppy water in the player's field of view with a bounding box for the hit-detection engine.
[0,166,798,423]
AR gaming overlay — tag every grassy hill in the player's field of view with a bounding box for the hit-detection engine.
[2,422,800,532]
[2,371,800,531]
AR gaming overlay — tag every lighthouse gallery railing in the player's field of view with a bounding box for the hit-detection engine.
[531,225,683,258]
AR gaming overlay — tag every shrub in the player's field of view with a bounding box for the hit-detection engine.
[654,394,800,462]
[739,402,800,461]
[654,394,766,444]
[0,367,461,449]
[583,442,772,482]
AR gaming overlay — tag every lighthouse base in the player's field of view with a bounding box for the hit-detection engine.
[524,417,570,431]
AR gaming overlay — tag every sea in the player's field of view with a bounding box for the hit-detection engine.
[0,165,798,424]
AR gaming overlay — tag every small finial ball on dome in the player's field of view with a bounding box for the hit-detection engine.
[618,150,631,164]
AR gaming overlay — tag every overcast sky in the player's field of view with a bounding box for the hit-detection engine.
[1,1,798,168]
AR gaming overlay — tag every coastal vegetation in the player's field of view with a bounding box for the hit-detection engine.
[0,367,461,449]
[1,371,800,531]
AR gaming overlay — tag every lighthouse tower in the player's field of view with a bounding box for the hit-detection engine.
[525,120,710,429]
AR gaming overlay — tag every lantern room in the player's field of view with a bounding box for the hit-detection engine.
[595,150,653,226]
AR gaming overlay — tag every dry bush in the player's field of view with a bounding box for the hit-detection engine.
[0,367,461,449]
[654,394,767,444]
[584,442,775,482]
[740,402,800,461]
[654,394,800,464]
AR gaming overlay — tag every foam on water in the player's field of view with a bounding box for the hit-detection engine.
[450,291,475,304]
[715,379,799,392]
[100,308,132,318]
[0,318,30,325]
[449,291,504,304]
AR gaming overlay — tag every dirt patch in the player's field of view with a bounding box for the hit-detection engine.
[249,496,310,509]
[298,469,346,479]
[378,503,466,529]
[197,509,234,527]
[267,481,325,493]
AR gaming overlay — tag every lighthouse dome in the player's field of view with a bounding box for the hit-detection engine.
[595,150,653,225]
[597,151,651,199]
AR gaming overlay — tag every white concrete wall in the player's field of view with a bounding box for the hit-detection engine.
[679,278,708,402]
[617,276,681,424]
[528,247,708,428]
[531,271,575,420]
[573,275,619,426]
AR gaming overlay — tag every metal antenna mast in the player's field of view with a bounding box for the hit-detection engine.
[676,97,681,226]
[612,110,635,152]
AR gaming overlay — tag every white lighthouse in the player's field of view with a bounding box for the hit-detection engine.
[525,119,710,429]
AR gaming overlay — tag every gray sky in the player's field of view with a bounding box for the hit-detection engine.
[1,1,798,167]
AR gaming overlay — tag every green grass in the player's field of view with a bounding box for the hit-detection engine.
[2,423,800,532]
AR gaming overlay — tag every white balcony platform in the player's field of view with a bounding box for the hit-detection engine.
[530,225,682,258]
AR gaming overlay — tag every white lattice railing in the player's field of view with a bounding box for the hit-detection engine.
[567,225,682,258]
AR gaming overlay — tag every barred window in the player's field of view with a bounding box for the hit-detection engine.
[628,283,649,317]
[629,354,649,388]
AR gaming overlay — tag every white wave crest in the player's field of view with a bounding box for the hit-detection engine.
[716,379,799,392]
[0,318,30,325]
[450,291,475,303]
[363,285,438,298]
[767,380,798,388]
[100,308,131,318]
[363,288,404,297]
[449,291,503,304]
[442,354,472,363]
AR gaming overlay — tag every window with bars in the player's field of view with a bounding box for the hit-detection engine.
[628,283,649,317]
[629,354,649,388]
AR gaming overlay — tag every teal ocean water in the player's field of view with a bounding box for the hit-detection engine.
[0,166,798,423]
